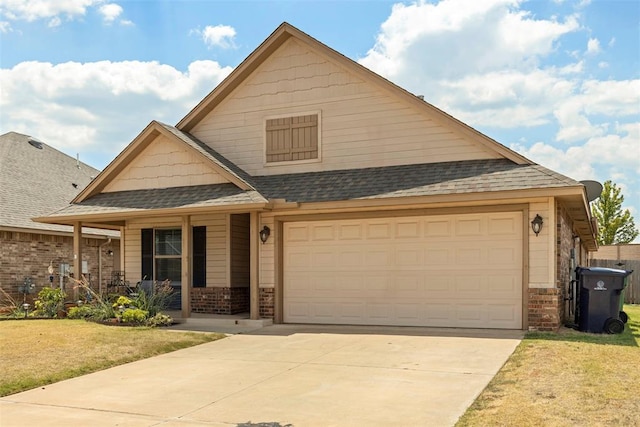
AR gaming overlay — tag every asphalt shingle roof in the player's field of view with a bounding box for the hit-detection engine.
[46,157,581,219]
[0,131,114,235]
[47,184,267,217]
[254,159,580,203]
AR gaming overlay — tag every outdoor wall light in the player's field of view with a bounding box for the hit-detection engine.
[259,225,271,244]
[106,249,114,256]
[531,214,543,236]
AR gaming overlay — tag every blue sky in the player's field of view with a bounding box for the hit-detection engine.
[1,0,639,232]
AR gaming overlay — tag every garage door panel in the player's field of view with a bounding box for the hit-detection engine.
[284,213,523,329]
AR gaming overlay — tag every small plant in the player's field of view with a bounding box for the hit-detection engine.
[67,305,96,319]
[134,280,173,316]
[34,287,66,318]
[121,308,148,324]
[146,313,173,327]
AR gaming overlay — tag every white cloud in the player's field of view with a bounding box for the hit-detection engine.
[48,16,61,28]
[0,0,131,27]
[98,3,122,23]
[197,24,237,49]
[0,60,233,155]
[586,37,601,55]
[0,20,11,32]
[0,0,100,21]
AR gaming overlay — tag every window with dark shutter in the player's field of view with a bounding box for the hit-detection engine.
[192,226,206,288]
[266,114,318,163]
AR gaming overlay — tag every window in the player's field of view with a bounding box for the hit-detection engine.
[154,229,182,282]
[141,227,206,287]
[266,114,318,163]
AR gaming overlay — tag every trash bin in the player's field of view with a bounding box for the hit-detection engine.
[575,267,632,334]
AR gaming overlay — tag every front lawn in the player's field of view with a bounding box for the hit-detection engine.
[457,305,640,426]
[0,320,224,397]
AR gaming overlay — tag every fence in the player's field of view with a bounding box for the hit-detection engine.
[590,259,639,304]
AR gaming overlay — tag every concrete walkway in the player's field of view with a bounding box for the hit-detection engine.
[0,325,522,427]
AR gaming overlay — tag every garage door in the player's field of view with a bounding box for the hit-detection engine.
[283,212,523,329]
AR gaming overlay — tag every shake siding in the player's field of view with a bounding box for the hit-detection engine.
[104,135,229,193]
[190,38,498,176]
[528,199,553,288]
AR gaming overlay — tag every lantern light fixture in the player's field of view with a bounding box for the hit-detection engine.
[531,214,543,236]
[259,225,271,244]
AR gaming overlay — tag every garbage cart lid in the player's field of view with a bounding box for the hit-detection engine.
[576,266,632,277]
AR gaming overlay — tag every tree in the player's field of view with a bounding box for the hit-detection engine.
[591,180,639,245]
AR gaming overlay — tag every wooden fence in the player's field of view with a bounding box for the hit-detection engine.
[590,259,639,304]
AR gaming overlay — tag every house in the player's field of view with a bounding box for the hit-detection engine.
[0,131,119,304]
[35,23,597,331]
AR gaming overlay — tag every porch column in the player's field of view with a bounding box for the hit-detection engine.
[72,222,82,300]
[249,211,260,320]
[181,216,192,318]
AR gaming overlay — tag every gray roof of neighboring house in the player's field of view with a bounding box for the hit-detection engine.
[0,131,116,236]
[254,158,580,203]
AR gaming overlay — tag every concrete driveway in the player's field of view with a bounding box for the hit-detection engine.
[0,325,522,426]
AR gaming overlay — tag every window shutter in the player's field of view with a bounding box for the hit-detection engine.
[192,226,206,288]
[266,114,318,162]
[141,228,153,281]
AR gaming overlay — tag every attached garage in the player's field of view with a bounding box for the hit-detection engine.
[283,212,524,329]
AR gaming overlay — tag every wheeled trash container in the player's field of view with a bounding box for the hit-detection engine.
[575,267,632,334]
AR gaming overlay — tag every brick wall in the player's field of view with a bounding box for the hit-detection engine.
[0,231,115,305]
[259,287,275,319]
[191,286,250,314]
[528,288,562,331]
[556,204,574,325]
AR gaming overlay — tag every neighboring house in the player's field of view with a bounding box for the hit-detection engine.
[0,131,119,304]
[35,23,597,331]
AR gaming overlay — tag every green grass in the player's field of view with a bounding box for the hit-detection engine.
[0,319,225,397]
[456,305,640,426]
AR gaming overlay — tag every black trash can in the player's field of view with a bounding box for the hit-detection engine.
[575,267,632,334]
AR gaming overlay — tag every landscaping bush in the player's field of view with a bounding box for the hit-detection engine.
[121,308,149,324]
[146,313,174,327]
[34,287,66,317]
[134,280,173,316]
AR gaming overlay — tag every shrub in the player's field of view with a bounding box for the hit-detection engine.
[121,308,148,324]
[67,305,96,319]
[133,280,173,316]
[34,287,66,317]
[146,313,174,327]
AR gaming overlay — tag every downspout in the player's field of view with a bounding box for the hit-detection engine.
[98,238,112,295]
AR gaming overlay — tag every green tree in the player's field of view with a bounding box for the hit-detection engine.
[591,180,639,245]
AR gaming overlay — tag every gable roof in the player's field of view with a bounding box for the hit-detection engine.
[177,22,531,165]
[73,121,255,203]
[0,131,113,236]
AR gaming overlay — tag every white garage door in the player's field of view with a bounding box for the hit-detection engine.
[284,212,523,329]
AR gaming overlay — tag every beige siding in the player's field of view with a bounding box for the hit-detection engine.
[191,37,500,176]
[124,214,228,287]
[230,213,250,287]
[104,135,229,192]
[259,214,275,288]
[528,199,554,288]
[192,214,228,287]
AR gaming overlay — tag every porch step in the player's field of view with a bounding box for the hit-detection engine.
[177,317,273,328]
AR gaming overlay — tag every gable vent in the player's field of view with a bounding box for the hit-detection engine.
[28,137,44,149]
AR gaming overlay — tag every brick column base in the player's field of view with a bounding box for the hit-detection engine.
[259,288,275,319]
[528,288,562,331]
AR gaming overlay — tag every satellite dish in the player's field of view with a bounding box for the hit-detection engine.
[580,180,603,202]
